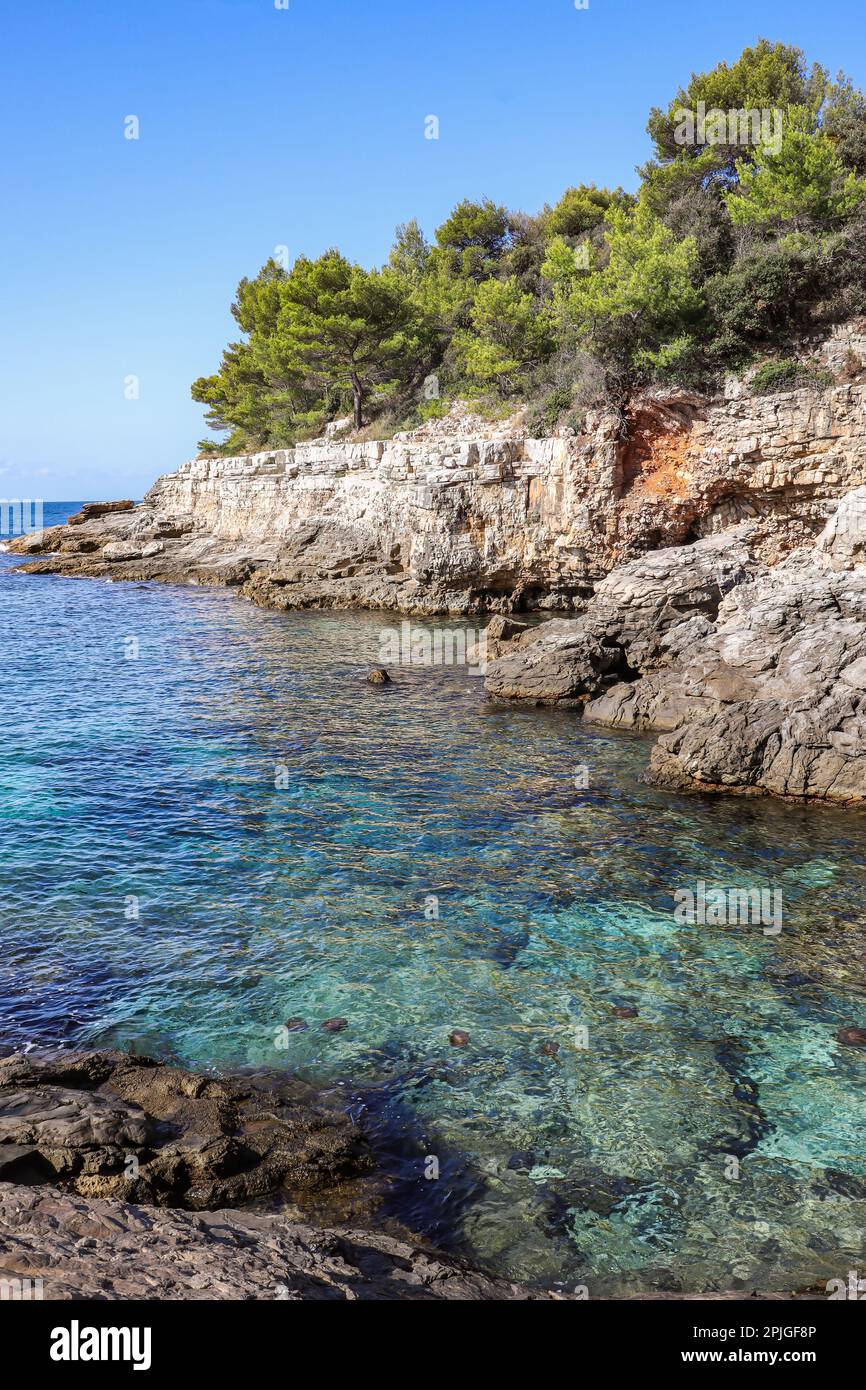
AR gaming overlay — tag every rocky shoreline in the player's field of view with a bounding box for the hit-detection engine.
[0,1048,567,1300]
[5,336,866,1296]
[484,520,866,804]
[9,377,866,805]
[9,324,866,619]
[0,1049,830,1300]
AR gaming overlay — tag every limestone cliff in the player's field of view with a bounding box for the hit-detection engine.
[11,323,866,615]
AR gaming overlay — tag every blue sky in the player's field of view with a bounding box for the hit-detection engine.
[2,0,865,499]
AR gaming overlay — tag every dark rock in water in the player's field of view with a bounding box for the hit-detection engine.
[366,668,391,685]
[707,1036,774,1159]
[449,1029,471,1048]
[612,1006,638,1019]
[822,1168,866,1200]
[539,1041,560,1056]
[507,1151,535,1171]
[451,920,528,970]
[0,1048,371,1209]
[284,1017,308,1032]
[323,1017,348,1033]
[549,1173,645,1220]
[836,1025,866,1048]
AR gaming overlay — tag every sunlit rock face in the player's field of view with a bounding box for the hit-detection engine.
[13,322,866,616]
[486,521,866,804]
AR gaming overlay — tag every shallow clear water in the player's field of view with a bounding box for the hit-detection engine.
[2,537,865,1294]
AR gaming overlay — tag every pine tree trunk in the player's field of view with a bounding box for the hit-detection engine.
[351,374,363,430]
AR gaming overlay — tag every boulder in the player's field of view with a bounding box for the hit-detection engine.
[484,622,623,705]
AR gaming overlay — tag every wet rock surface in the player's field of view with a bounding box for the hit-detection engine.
[0,1049,372,1209]
[485,521,866,805]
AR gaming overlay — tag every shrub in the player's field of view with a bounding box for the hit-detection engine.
[705,234,828,365]
[750,358,833,394]
[525,385,575,437]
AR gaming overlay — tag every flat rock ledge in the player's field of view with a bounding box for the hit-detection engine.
[0,1049,372,1210]
[0,1183,553,1301]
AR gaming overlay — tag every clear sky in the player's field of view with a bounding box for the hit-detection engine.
[3,0,865,499]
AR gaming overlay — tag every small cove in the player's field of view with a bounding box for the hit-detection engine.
[2,547,865,1293]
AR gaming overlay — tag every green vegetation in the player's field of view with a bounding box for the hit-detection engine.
[750,358,833,395]
[194,39,866,453]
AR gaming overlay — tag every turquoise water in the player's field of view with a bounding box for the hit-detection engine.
[2,527,866,1294]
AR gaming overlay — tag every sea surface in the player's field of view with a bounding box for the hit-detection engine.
[2,502,865,1294]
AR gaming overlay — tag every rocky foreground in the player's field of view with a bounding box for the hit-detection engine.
[0,1051,830,1299]
[0,1184,559,1300]
[0,1050,562,1300]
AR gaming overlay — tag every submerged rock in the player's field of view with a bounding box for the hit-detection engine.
[506,1151,535,1171]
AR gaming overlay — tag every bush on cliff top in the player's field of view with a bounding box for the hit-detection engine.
[750,358,834,395]
[194,38,866,452]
